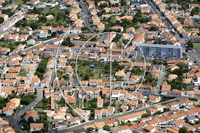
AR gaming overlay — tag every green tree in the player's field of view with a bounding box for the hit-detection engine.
[0,17,4,24]
[39,16,47,23]
[103,125,111,132]
[87,127,94,131]
[149,26,158,31]
[179,127,188,133]
[29,22,39,30]
[187,40,193,48]
[191,8,200,16]
[61,37,75,47]
[27,117,34,124]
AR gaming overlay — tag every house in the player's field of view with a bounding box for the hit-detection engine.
[30,0,40,5]
[97,96,103,108]
[0,14,8,21]
[121,105,128,112]
[179,99,193,106]
[2,126,15,133]
[104,119,118,127]
[168,65,179,72]
[30,123,44,132]
[27,14,39,20]
[183,20,193,27]
[143,125,157,133]
[147,108,158,115]
[49,38,63,45]
[0,48,10,55]
[27,39,35,45]
[89,79,100,86]
[53,111,65,120]
[111,126,131,133]
[186,116,198,124]
[72,108,89,119]
[189,4,199,10]
[67,117,81,125]
[115,70,126,79]
[46,14,54,21]
[80,80,88,87]
[168,74,178,81]
[126,27,135,33]
[2,107,14,116]
[168,102,179,110]
[111,7,120,12]
[112,26,124,32]
[149,95,161,103]
[24,110,40,121]
[154,104,164,112]
[128,100,138,109]
[104,32,116,44]
[194,72,200,85]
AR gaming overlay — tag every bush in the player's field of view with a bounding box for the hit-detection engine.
[188,98,198,101]
[0,17,4,24]
[103,125,111,132]
[35,57,49,80]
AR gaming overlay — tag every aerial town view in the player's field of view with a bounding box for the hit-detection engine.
[1,0,200,132]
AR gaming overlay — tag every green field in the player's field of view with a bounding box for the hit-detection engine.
[183,28,192,32]
[193,43,200,53]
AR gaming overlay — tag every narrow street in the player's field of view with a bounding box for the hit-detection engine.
[156,71,165,94]
[76,0,96,33]
[57,97,185,132]
[13,88,44,132]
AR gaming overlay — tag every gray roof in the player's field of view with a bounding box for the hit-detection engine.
[137,43,182,49]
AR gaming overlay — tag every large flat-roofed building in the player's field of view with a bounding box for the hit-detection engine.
[136,43,182,59]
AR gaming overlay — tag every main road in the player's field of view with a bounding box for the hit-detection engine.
[76,0,96,33]
[57,97,186,132]
[146,0,200,66]
[146,0,187,47]
[13,88,44,132]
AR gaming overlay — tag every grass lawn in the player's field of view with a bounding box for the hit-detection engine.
[193,43,200,52]
[34,102,49,110]
[42,7,51,14]
[95,34,103,42]
[183,28,192,32]
[77,65,103,80]
[15,0,22,5]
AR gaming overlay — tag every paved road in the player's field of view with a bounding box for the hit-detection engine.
[126,72,131,81]
[76,0,96,33]
[57,97,185,132]
[13,88,44,132]
[188,50,200,67]
[147,0,186,46]
[98,33,108,43]
[50,68,56,88]
[155,71,165,94]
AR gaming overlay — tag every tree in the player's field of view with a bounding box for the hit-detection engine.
[191,8,200,16]
[103,125,111,132]
[149,26,158,31]
[39,16,47,23]
[187,40,193,48]
[29,22,39,30]
[0,17,4,24]
[121,0,127,6]
[164,108,170,112]
[87,127,94,131]
[61,37,75,47]
[179,127,188,133]
[27,117,34,124]
[51,32,57,37]
[81,119,85,123]
[21,94,36,105]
